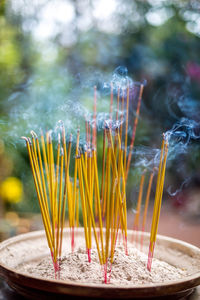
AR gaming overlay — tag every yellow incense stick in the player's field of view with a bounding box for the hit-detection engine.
[73,130,80,229]
[22,137,53,252]
[106,128,126,235]
[57,148,64,258]
[79,152,103,265]
[105,144,111,263]
[33,133,50,225]
[147,137,168,271]
[81,152,91,249]
[41,131,50,196]
[149,138,165,248]
[100,127,106,212]
[66,135,72,228]
[87,153,92,249]
[93,149,105,263]
[59,126,68,257]
[76,185,79,228]
[49,134,56,260]
[29,138,52,238]
[77,155,90,253]
[102,147,109,218]
[152,141,168,242]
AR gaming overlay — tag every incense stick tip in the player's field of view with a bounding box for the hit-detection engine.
[21,136,29,143]
[58,133,61,144]
[30,130,38,138]
[61,147,64,156]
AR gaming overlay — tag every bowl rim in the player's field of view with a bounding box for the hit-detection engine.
[0,228,199,298]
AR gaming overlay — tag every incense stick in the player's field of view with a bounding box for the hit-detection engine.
[147,136,168,271]
[140,170,155,250]
[126,84,144,181]
[132,171,146,245]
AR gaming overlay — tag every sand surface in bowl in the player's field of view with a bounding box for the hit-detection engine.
[18,240,189,286]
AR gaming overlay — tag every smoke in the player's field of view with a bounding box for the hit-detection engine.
[132,146,160,171]
[167,177,191,197]
[2,66,200,202]
[2,66,147,143]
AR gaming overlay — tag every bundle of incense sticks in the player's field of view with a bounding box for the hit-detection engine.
[130,135,168,260]
[21,128,76,276]
[22,81,169,283]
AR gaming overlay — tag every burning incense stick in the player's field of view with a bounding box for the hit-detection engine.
[110,82,113,122]
[22,128,78,276]
[140,170,155,250]
[92,86,97,149]
[132,170,146,244]
[100,126,106,216]
[147,135,169,271]
[124,83,129,172]
[126,83,144,181]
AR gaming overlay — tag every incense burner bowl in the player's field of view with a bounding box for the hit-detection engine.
[0,228,199,299]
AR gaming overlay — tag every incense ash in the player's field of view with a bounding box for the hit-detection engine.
[18,241,187,285]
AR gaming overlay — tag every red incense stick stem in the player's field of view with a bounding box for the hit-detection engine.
[104,262,108,284]
[87,248,91,263]
[71,226,75,253]
[147,241,155,272]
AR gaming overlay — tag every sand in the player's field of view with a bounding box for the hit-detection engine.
[0,230,199,287]
[18,243,188,285]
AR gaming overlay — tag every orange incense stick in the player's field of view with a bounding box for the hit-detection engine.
[140,171,154,250]
[85,116,89,147]
[73,130,80,232]
[126,83,144,181]
[124,83,129,172]
[116,87,120,122]
[92,86,97,149]
[109,82,113,122]
[120,89,124,145]
[132,171,146,245]
[100,126,106,213]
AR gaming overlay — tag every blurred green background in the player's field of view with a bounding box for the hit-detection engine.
[0,0,200,245]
